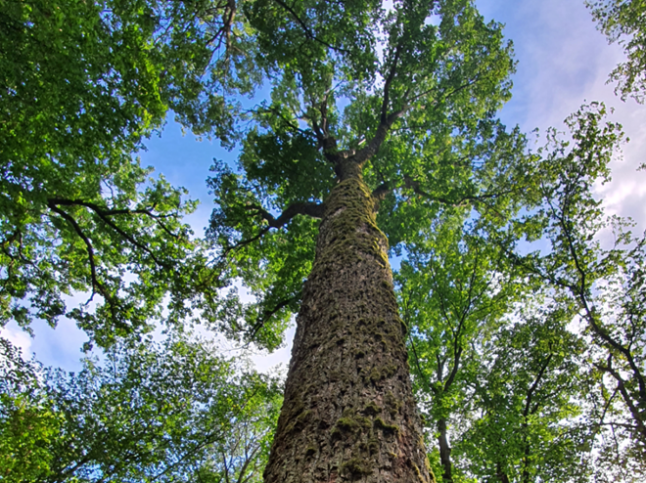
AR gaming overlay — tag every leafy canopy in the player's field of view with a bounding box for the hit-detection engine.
[208,0,537,349]
[0,0,263,345]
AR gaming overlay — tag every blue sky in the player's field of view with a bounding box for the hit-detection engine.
[3,0,646,373]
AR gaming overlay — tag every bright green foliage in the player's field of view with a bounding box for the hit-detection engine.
[391,104,646,482]
[0,339,62,481]
[587,0,646,102]
[397,218,525,482]
[459,299,591,483]
[0,335,281,483]
[0,0,262,346]
[519,104,646,478]
[488,103,646,480]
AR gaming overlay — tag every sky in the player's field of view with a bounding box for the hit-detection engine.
[3,0,645,374]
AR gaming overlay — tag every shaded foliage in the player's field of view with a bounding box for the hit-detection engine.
[0,335,281,483]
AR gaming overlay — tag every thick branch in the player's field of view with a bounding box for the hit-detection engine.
[48,198,170,268]
[223,201,324,257]
[381,43,403,123]
[46,202,107,302]
[247,201,324,228]
[371,181,395,212]
[350,109,407,166]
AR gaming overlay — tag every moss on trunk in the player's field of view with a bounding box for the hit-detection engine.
[264,174,435,483]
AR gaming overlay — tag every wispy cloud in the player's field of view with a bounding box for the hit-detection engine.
[478,0,646,231]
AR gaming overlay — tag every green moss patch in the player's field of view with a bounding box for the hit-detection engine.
[374,417,399,435]
[340,458,372,480]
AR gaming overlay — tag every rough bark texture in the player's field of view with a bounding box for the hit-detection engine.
[437,418,453,483]
[264,173,435,483]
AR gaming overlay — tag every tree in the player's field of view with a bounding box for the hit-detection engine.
[0,339,62,481]
[458,298,592,483]
[397,217,523,483]
[0,0,262,346]
[504,103,646,480]
[587,0,646,103]
[207,0,543,480]
[9,1,645,482]
[0,334,281,483]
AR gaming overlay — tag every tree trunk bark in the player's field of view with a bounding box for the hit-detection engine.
[437,418,453,483]
[263,174,435,483]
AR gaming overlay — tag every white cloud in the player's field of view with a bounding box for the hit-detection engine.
[1,323,32,355]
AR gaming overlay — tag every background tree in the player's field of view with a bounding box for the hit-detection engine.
[0,0,262,345]
[587,0,646,103]
[503,103,646,480]
[458,298,592,483]
[391,103,644,483]
[0,339,61,481]
[0,334,281,483]
[397,217,523,483]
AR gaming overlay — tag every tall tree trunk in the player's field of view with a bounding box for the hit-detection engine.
[437,418,453,483]
[264,173,435,483]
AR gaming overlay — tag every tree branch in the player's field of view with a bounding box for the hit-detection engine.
[381,43,403,123]
[246,201,325,228]
[248,295,299,341]
[46,202,111,306]
[596,358,646,439]
[48,198,171,268]
[550,196,646,404]
[403,175,511,208]
[221,201,324,258]
[371,181,395,212]
[350,109,408,166]
[272,0,350,54]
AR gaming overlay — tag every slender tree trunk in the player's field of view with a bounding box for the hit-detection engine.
[437,418,453,483]
[264,172,435,483]
[495,462,510,483]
